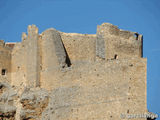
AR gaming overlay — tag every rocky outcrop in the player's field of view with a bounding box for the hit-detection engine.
[0,82,17,120]
[20,88,49,120]
[0,104,16,120]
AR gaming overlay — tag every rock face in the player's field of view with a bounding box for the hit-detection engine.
[0,82,17,120]
[0,23,154,120]
[20,88,49,120]
[0,104,16,120]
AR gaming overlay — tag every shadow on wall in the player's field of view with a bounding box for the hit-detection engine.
[62,42,71,67]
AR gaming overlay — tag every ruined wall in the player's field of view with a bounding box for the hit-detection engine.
[41,58,147,120]
[11,34,27,88]
[38,23,147,120]
[11,25,40,88]
[0,23,149,120]
[0,40,12,83]
[26,25,40,87]
[96,23,143,60]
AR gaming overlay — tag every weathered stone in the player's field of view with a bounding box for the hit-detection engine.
[0,40,12,83]
[26,25,40,88]
[0,104,16,120]
[96,31,105,59]
[97,23,143,60]
[60,32,96,62]
[20,88,49,120]
[41,28,67,69]
[0,82,10,95]
[0,23,153,120]
[0,82,17,105]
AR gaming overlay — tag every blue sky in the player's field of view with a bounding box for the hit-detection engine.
[0,0,160,119]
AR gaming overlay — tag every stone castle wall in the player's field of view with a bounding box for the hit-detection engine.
[0,23,149,120]
[0,40,12,83]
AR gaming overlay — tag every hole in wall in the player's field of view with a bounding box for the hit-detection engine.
[62,66,65,68]
[134,33,139,40]
[1,69,6,75]
[129,64,133,67]
[114,54,118,59]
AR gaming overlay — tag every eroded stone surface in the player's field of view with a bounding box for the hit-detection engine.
[0,104,16,120]
[0,23,151,120]
[20,88,49,120]
[0,82,17,120]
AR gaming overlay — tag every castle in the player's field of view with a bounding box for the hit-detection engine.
[0,23,154,120]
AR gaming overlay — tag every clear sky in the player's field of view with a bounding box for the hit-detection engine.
[0,0,159,119]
